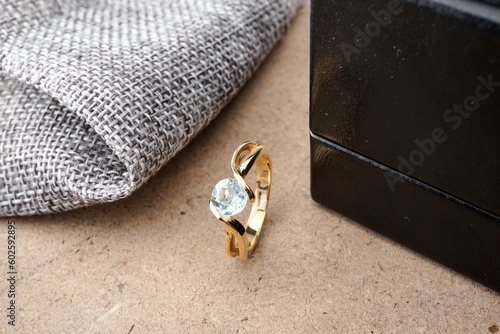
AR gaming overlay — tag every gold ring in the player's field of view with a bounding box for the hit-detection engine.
[209,141,272,260]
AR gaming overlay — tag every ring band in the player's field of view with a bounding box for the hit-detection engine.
[209,141,272,260]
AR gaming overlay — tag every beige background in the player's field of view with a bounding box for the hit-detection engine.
[2,3,499,333]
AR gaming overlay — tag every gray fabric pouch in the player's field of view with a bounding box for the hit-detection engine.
[0,0,302,216]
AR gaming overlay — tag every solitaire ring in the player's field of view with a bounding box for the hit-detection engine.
[209,141,272,260]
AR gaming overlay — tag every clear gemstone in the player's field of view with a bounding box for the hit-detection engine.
[211,178,248,216]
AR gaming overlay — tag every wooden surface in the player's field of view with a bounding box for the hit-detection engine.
[2,3,499,333]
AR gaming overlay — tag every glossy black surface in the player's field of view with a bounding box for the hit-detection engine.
[310,0,500,290]
[310,134,500,292]
[310,0,500,215]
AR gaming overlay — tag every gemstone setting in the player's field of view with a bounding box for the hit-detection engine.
[211,178,248,216]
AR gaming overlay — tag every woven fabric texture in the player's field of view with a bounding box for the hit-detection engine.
[0,0,302,216]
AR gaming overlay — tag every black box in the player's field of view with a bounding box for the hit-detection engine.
[310,0,500,291]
